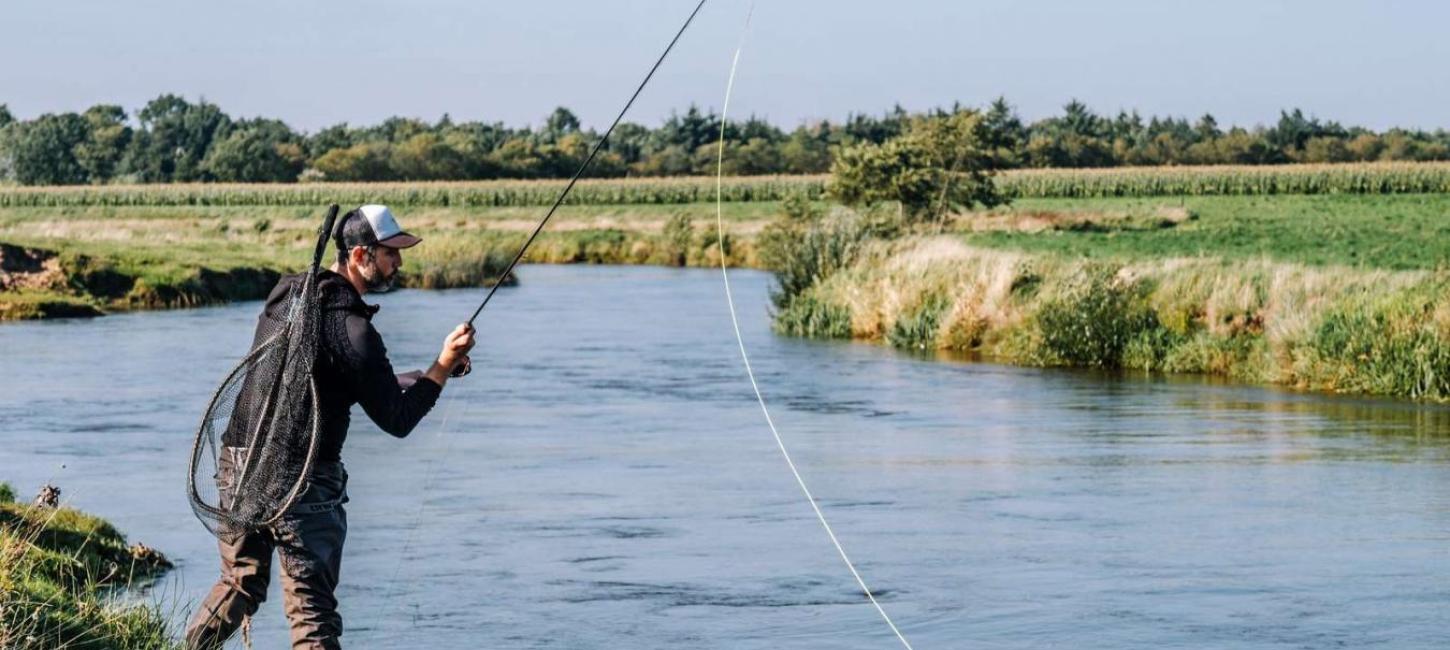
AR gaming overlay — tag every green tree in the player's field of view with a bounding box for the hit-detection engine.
[75,105,132,182]
[719,137,786,176]
[308,123,356,157]
[390,132,467,180]
[125,95,232,182]
[828,110,1004,222]
[8,113,91,185]
[542,107,581,143]
[1346,133,1385,161]
[203,119,306,182]
[1025,132,1116,168]
[653,106,718,153]
[1298,136,1353,163]
[1194,113,1221,141]
[780,123,833,174]
[310,141,393,181]
[981,97,1027,167]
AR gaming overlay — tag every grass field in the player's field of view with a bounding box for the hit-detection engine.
[959,194,1450,270]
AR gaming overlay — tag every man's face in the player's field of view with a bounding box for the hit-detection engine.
[355,245,403,293]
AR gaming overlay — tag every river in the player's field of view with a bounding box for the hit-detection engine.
[3,265,1449,648]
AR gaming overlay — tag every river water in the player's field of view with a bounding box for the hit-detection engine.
[3,265,1449,649]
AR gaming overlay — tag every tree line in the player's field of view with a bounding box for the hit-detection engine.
[1,95,1448,186]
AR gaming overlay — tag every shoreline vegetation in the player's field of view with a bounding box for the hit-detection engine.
[0,482,175,649]
[778,236,1450,400]
[3,163,1449,402]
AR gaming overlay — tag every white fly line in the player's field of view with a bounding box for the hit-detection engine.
[713,6,916,649]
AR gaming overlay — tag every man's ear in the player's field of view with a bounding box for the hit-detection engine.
[348,246,368,267]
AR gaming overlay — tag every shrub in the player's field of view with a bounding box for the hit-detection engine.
[1307,285,1450,399]
[1034,265,1157,367]
[662,213,693,266]
[887,295,951,349]
[772,295,852,339]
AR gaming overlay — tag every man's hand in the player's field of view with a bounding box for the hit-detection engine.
[425,323,476,386]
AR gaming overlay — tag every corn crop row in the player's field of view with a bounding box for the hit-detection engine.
[0,176,828,208]
[4,163,1449,207]
[997,162,1450,198]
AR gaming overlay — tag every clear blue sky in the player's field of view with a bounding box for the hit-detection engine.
[4,0,1448,132]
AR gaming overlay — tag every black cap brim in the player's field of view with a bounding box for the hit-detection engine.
[378,232,422,249]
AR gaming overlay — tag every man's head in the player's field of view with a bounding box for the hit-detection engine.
[332,204,422,293]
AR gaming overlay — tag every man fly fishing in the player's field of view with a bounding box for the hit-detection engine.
[186,205,475,650]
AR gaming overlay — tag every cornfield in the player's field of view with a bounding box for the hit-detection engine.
[3,162,1450,207]
[997,162,1450,198]
[0,175,827,208]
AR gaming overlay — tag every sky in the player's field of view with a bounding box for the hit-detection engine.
[3,0,1448,133]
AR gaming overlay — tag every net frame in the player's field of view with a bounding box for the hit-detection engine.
[187,205,338,537]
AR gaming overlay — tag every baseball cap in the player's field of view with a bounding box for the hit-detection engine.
[335,204,422,250]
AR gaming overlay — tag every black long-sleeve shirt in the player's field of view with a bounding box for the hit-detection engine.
[223,269,441,461]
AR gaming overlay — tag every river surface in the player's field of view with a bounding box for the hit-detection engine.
[3,265,1450,649]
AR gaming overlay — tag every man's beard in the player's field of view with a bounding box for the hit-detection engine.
[359,259,398,293]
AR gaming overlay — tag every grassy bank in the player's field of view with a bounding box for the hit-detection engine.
[5,166,1449,330]
[0,483,175,649]
[0,202,778,320]
[778,235,1450,400]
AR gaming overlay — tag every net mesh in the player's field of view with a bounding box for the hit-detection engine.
[188,206,338,538]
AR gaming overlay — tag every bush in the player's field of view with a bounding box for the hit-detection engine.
[887,295,951,349]
[1307,285,1450,399]
[1034,265,1157,367]
[662,213,693,266]
[762,210,892,311]
[772,295,852,339]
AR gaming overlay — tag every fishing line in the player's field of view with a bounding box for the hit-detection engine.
[465,0,709,327]
[713,5,916,649]
[382,0,710,630]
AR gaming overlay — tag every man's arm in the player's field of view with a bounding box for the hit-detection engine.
[396,370,424,390]
[341,315,443,438]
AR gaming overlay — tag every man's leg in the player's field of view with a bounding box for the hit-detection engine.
[184,529,274,649]
[274,463,349,650]
[186,447,275,649]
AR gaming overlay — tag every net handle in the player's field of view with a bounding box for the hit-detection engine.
[312,204,340,271]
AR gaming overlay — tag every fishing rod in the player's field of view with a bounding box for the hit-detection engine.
[464,0,709,327]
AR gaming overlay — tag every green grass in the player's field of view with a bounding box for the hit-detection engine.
[0,483,177,649]
[0,290,102,320]
[958,194,1450,270]
[0,202,780,319]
